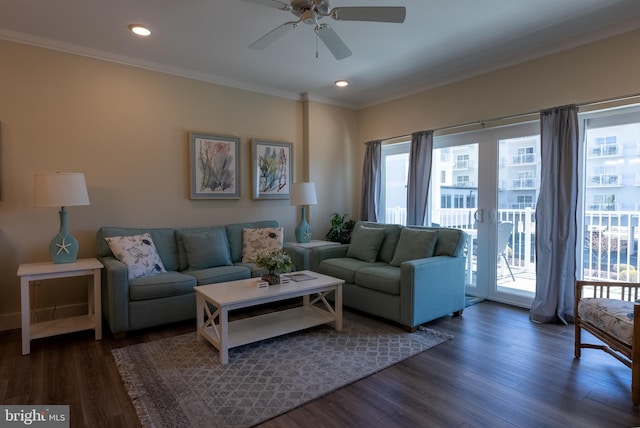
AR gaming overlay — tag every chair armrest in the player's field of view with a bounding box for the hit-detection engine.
[310,244,350,271]
[399,256,466,327]
[100,256,131,335]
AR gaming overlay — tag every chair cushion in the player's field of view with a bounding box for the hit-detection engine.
[578,298,635,346]
[242,227,284,262]
[346,226,386,263]
[180,228,232,270]
[129,271,197,301]
[390,228,438,266]
[355,265,401,295]
[105,233,167,280]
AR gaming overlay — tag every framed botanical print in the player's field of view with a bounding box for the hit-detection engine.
[189,133,240,199]
[251,140,293,200]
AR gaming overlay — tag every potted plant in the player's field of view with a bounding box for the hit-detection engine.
[253,249,294,285]
[326,213,356,244]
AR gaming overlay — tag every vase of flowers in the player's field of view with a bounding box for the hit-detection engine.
[253,249,294,285]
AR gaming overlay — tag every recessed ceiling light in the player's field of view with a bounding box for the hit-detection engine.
[128,24,151,37]
[335,80,349,87]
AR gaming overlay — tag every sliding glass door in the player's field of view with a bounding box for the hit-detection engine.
[431,122,540,307]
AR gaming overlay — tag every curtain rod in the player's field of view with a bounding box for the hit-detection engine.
[380,92,640,143]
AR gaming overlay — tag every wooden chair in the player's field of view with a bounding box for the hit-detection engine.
[574,280,640,405]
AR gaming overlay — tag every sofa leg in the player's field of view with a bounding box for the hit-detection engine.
[113,332,126,339]
[453,310,463,317]
[403,325,418,333]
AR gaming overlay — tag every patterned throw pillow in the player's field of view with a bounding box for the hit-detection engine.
[105,233,167,280]
[242,227,283,262]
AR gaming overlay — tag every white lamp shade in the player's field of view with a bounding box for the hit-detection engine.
[34,173,90,207]
[290,182,317,206]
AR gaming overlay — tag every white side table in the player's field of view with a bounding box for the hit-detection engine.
[17,258,104,355]
[285,240,341,270]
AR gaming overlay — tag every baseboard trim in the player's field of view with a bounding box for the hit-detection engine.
[0,303,89,332]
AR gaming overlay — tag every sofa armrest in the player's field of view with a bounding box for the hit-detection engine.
[100,256,131,335]
[310,244,350,271]
[282,244,305,272]
[399,255,466,327]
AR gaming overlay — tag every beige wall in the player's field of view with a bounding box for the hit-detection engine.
[0,40,357,327]
[358,28,640,142]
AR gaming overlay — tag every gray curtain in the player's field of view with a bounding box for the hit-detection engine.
[406,130,433,226]
[529,105,579,325]
[360,140,381,221]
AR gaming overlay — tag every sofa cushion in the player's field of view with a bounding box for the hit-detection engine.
[347,226,386,263]
[317,258,384,284]
[355,265,401,295]
[354,222,402,263]
[242,227,284,262]
[185,265,251,286]
[129,271,197,301]
[105,233,167,280]
[390,228,439,266]
[225,221,279,263]
[98,227,179,271]
[434,228,466,257]
[180,228,232,270]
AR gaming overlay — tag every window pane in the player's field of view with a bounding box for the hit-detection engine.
[583,119,640,282]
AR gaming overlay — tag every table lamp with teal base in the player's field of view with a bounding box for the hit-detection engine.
[291,182,317,243]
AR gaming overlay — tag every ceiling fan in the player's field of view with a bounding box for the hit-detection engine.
[243,0,406,60]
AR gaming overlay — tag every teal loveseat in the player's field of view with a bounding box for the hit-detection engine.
[310,221,467,330]
[97,220,303,335]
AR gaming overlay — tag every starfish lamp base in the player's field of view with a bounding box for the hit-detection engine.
[49,208,79,264]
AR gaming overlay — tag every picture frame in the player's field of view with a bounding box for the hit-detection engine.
[251,139,293,200]
[189,133,240,199]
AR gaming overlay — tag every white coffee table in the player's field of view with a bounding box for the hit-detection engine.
[195,270,343,364]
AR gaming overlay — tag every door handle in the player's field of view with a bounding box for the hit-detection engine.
[474,209,482,223]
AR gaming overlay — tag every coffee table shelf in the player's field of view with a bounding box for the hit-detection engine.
[201,306,335,349]
[196,270,343,364]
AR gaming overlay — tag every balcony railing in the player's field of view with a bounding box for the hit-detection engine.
[589,145,620,157]
[589,174,620,186]
[511,178,537,189]
[511,154,536,164]
[385,206,639,283]
[453,160,473,170]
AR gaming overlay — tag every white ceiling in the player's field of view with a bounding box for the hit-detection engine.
[1,0,640,109]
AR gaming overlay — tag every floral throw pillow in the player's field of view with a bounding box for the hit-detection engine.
[242,227,283,263]
[105,233,167,280]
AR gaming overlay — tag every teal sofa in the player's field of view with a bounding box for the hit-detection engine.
[97,220,303,335]
[310,221,467,330]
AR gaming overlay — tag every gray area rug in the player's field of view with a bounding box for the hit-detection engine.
[112,310,452,428]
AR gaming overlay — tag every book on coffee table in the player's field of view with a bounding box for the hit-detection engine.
[284,273,316,282]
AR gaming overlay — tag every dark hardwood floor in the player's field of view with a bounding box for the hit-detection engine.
[2,301,640,427]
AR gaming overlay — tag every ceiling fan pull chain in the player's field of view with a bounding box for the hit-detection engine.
[315,30,319,59]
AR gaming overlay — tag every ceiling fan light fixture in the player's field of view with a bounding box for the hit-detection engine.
[128,24,151,37]
[335,80,349,87]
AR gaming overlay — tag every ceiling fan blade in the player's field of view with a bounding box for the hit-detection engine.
[331,7,406,23]
[316,25,352,60]
[249,21,298,50]
[240,0,291,11]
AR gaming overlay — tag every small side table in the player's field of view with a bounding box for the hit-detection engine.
[17,258,104,355]
[285,240,340,270]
